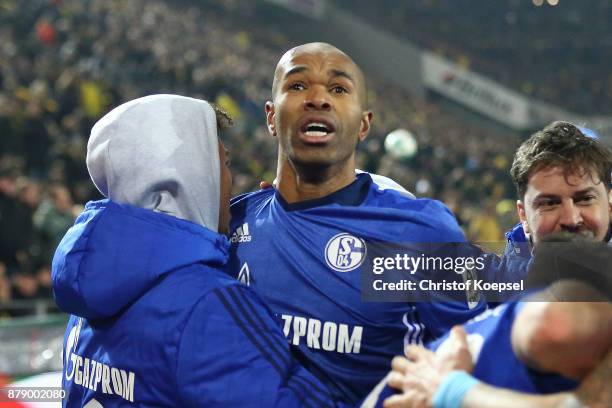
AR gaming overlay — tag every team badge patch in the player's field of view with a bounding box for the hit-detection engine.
[325,233,366,272]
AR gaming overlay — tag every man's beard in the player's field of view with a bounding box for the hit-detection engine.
[559,225,596,240]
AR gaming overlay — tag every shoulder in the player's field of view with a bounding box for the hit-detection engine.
[157,262,238,304]
[363,177,451,217]
[363,170,415,199]
[230,189,274,218]
[369,191,462,231]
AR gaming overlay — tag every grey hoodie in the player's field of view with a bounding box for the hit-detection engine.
[86,94,221,231]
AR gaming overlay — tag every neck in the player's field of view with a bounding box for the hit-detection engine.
[276,153,357,203]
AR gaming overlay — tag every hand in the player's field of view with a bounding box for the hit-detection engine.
[433,325,474,374]
[259,180,276,189]
[384,326,473,408]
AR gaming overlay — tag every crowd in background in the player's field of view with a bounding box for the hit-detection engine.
[338,0,612,115]
[1,0,527,315]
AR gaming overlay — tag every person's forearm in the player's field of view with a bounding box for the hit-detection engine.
[459,349,612,408]
[461,384,574,408]
[574,348,612,408]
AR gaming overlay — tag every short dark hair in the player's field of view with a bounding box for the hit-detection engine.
[211,105,233,131]
[510,121,612,198]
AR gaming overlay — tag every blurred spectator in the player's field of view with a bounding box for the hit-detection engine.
[0,168,35,275]
[10,271,41,316]
[33,184,75,265]
[36,266,53,300]
[0,262,11,309]
[467,200,503,243]
[336,0,612,115]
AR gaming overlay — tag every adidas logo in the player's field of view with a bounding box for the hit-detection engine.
[230,223,252,243]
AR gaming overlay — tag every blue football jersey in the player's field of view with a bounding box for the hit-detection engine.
[429,302,578,394]
[229,174,485,405]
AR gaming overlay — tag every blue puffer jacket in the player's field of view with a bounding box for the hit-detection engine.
[496,222,532,283]
[480,222,612,302]
[53,200,339,407]
[475,223,532,303]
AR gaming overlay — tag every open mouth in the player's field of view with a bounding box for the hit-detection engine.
[298,119,336,144]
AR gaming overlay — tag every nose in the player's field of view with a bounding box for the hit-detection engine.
[304,86,331,111]
[558,201,583,229]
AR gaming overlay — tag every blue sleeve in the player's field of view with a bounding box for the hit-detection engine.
[415,301,485,342]
[176,284,340,408]
[372,384,396,408]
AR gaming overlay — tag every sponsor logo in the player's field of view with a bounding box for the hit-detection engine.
[281,314,363,354]
[230,223,252,243]
[325,233,366,272]
[64,318,136,403]
[442,72,514,114]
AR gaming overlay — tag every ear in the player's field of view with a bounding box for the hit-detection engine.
[517,200,530,234]
[358,111,373,142]
[265,101,276,137]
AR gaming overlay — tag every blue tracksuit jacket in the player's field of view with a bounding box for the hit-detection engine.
[52,200,340,407]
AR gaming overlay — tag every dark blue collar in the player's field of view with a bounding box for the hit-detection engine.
[274,172,372,212]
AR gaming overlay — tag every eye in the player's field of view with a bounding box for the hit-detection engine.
[535,199,559,210]
[575,195,596,205]
[331,85,348,94]
[288,83,305,91]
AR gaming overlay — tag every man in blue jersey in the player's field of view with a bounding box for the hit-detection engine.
[370,237,612,407]
[381,296,612,408]
[229,42,485,405]
[383,329,612,408]
[484,121,611,288]
[53,95,343,407]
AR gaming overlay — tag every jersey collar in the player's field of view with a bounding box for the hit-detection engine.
[274,172,372,211]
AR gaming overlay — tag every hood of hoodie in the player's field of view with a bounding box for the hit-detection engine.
[86,94,221,231]
[54,94,228,319]
[53,200,229,319]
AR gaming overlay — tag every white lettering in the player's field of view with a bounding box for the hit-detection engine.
[82,357,90,389]
[88,360,97,390]
[65,352,135,403]
[280,314,363,354]
[306,319,321,349]
[322,322,337,351]
[409,256,421,274]
[121,370,135,402]
[92,360,102,391]
[292,316,308,345]
[111,367,123,396]
[74,355,83,385]
[338,325,363,354]
[281,315,292,338]
[102,363,112,394]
